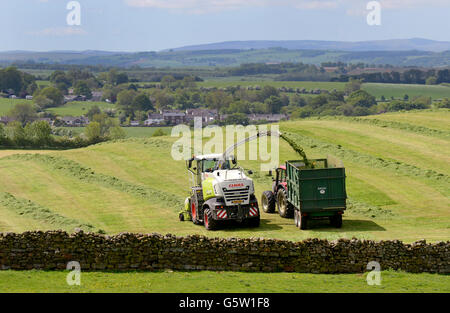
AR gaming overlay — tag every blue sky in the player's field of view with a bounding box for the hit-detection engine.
[0,0,449,51]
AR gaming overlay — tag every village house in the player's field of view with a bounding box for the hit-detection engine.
[37,117,54,126]
[248,114,289,123]
[0,116,15,125]
[161,110,186,125]
[60,116,89,127]
[130,121,140,127]
[91,91,103,102]
[185,108,218,124]
[144,113,164,126]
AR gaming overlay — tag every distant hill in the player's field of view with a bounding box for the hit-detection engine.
[170,38,450,53]
[1,39,449,68]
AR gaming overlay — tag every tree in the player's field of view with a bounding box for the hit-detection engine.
[161,75,176,89]
[85,122,102,142]
[132,93,153,111]
[117,90,137,114]
[86,105,102,120]
[265,96,283,113]
[347,90,377,108]
[36,87,64,107]
[8,102,37,125]
[426,76,438,85]
[33,95,53,109]
[74,81,92,99]
[6,121,26,146]
[24,120,52,145]
[344,78,362,95]
[109,126,126,140]
[224,113,249,126]
[0,67,22,94]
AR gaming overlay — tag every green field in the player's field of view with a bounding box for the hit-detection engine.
[199,80,450,100]
[0,270,448,293]
[0,109,448,242]
[46,101,116,116]
[362,83,450,100]
[0,98,33,115]
[63,126,172,138]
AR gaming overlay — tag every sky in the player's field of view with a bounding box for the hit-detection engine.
[0,0,449,52]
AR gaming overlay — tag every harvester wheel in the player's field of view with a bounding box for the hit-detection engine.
[330,214,343,228]
[203,208,218,231]
[191,199,202,225]
[277,189,294,218]
[261,191,276,213]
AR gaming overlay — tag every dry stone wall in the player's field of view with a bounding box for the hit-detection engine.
[0,231,448,273]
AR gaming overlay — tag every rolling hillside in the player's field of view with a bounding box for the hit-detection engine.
[0,109,448,242]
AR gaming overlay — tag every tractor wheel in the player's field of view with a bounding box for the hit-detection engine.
[190,198,202,225]
[298,212,308,230]
[277,189,294,218]
[330,214,343,228]
[203,208,218,231]
[261,191,276,213]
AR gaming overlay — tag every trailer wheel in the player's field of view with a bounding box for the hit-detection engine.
[330,214,342,228]
[298,213,308,230]
[294,210,300,228]
[277,189,294,218]
[203,208,218,231]
[261,191,275,213]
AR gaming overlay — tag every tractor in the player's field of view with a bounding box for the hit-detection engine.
[261,159,347,230]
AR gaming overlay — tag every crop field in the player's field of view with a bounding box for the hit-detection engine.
[0,109,448,292]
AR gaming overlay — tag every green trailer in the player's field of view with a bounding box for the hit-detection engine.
[261,158,347,230]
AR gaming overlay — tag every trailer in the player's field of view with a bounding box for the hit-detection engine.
[261,158,347,230]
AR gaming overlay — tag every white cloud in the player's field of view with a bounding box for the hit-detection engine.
[125,0,450,14]
[29,27,87,36]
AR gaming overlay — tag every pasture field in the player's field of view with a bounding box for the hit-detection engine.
[0,270,448,293]
[0,98,33,115]
[0,109,448,243]
[45,101,115,116]
[199,80,347,91]
[362,83,450,100]
[198,80,450,100]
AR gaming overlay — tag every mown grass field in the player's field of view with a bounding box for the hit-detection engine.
[61,126,172,138]
[0,109,448,242]
[0,270,448,293]
[0,109,448,293]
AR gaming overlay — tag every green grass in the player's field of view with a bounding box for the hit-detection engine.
[0,110,448,242]
[362,83,450,100]
[0,270,448,293]
[0,98,33,115]
[63,127,172,138]
[46,101,116,116]
[199,80,346,90]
